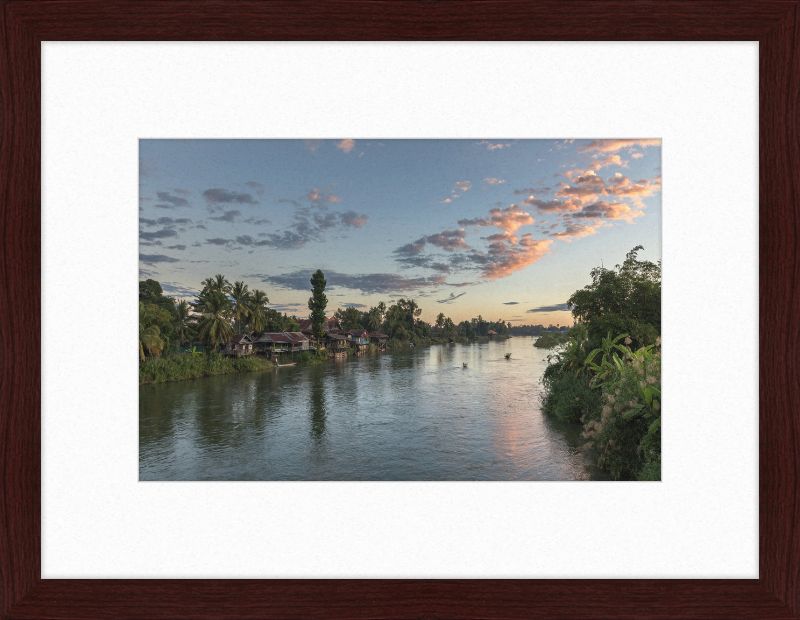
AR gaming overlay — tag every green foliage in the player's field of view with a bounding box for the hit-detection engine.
[139,301,165,361]
[533,332,568,348]
[567,245,660,351]
[580,339,661,480]
[541,372,601,424]
[296,349,329,365]
[540,247,662,480]
[308,269,327,341]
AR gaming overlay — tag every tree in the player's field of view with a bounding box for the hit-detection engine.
[335,306,362,331]
[196,290,233,350]
[202,273,231,296]
[367,307,382,332]
[249,289,270,333]
[436,312,445,328]
[567,245,661,350]
[308,269,328,342]
[230,280,252,334]
[139,279,163,301]
[139,301,165,361]
[173,299,195,347]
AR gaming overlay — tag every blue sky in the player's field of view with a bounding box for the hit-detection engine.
[139,139,661,325]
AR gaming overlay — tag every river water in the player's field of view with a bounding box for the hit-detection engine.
[139,336,610,481]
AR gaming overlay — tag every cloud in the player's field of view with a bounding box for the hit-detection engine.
[335,139,356,153]
[306,187,341,207]
[155,191,190,209]
[140,216,192,228]
[202,188,259,205]
[304,139,323,152]
[527,303,570,313]
[277,198,301,207]
[139,228,178,241]
[245,181,267,196]
[139,253,180,264]
[339,211,369,228]
[478,234,552,280]
[165,244,187,251]
[436,292,467,304]
[571,200,643,222]
[243,216,271,225]
[454,181,472,192]
[475,140,512,151]
[483,178,505,185]
[174,188,191,196]
[440,198,452,203]
[512,187,538,196]
[253,230,310,249]
[394,229,470,263]
[343,303,368,308]
[209,209,242,223]
[631,152,644,159]
[503,302,519,305]
[549,223,602,241]
[248,269,448,295]
[578,139,661,154]
[206,238,232,245]
[458,204,534,234]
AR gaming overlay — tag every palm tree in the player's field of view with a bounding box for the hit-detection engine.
[230,281,252,334]
[201,273,231,296]
[249,289,270,333]
[139,301,164,361]
[196,290,233,350]
[173,299,195,347]
[367,308,381,332]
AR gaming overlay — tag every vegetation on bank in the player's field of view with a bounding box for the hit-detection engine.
[540,246,661,481]
[533,332,569,348]
[140,349,330,385]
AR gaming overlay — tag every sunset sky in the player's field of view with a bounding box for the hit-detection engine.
[139,139,661,325]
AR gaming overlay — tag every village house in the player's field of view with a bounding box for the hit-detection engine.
[252,332,293,359]
[224,334,254,356]
[298,317,341,350]
[347,328,370,354]
[368,331,389,351]
[487,330,497,341]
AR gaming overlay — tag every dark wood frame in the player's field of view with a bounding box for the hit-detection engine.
[1,1,797,617]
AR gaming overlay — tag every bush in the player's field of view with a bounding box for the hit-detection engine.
[541,371,601,424]
[534,332,568,348]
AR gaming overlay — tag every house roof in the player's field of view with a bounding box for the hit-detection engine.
[284,331,308,342]
[229,334,253,344]
[348,329,369,337]
[326,334,348,341]
[487,330,497,335]
[368,331,389,338]
[254,332,294,344]
[298,318,340,333]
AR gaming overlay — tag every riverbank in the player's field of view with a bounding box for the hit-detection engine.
[139,349,329,385]
[140,336,511,385]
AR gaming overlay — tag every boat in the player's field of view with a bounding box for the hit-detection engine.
[274,361,297,367]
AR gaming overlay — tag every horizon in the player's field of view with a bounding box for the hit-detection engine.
[139,138,661,324]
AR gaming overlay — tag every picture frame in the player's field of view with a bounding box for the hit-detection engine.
[1,1,797,617]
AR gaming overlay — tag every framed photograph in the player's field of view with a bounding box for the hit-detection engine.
[2,1,797,617]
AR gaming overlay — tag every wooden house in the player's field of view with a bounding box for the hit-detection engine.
[252,332,293,359]
[487,330,497,341]
[325,333,349,357]
[368,331,389,351]
[298,317,341,350]
[284,331,309,352]
[224,334,254,356]
[347,329,370,354]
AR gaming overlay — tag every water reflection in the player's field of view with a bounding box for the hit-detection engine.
[139,337,611,481]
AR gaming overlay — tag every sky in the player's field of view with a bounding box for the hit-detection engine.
[139,139,661,326]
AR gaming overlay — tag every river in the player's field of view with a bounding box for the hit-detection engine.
[139,336,610,481]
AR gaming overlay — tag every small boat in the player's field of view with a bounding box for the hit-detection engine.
[274,361,297,367]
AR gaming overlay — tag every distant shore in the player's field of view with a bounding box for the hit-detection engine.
[139,335,511,386]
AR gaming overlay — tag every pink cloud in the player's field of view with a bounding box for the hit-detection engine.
[475,140,512,151]
[335,139,356,153]
[579,139,661,154]
[549,223,603,241]
[481,235,552,280]
[458,204,535,234]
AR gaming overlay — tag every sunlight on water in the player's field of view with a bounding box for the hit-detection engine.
[139,337,610,480]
